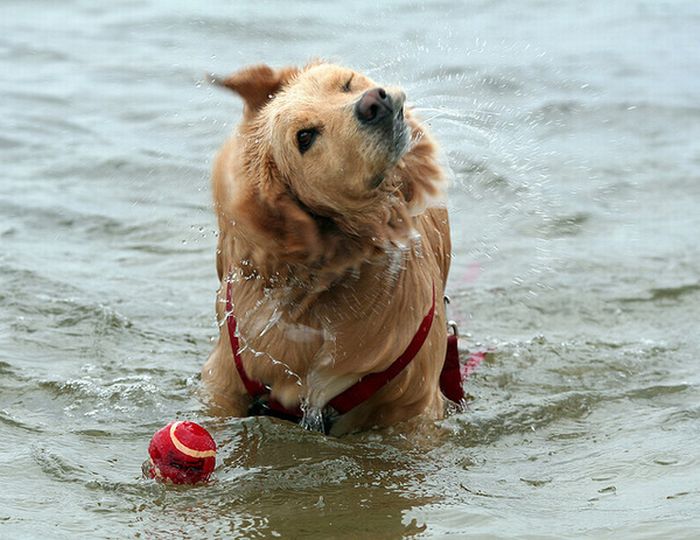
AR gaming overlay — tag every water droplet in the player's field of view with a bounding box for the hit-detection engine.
[300,403,325,432]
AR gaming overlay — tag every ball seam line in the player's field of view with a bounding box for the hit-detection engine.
[169,422,216,459]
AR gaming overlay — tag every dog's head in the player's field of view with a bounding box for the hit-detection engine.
[214,62,443,268]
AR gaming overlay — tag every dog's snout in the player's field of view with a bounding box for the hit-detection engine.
[355,87,395,125]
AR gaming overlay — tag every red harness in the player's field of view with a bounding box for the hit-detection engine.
[225,279,466,430]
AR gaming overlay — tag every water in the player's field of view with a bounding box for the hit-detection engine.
[2,0,699,538]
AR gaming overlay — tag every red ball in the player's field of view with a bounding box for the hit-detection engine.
[146,421,216,484]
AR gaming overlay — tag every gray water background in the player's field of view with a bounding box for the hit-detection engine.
[1,0,699,538]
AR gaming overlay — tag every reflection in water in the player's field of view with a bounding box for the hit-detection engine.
[131,419,444,537]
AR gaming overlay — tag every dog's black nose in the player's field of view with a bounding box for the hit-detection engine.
[355,87,393,125]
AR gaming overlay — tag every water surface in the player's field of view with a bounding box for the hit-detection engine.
[1,0,699,538]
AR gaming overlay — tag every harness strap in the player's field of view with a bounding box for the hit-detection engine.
[224,278,470,425]
[225,280,266,397]
[327,284,436,415]
[439,333,463,403]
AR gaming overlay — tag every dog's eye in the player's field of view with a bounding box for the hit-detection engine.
[296,128,318,154]
[342,76,353,93]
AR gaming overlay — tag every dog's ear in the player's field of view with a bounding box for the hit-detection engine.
[213,64,299,119]
[253,169,323,264]
[221,153,323,266]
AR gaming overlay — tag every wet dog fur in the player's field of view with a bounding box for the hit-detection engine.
[202,62,451,435]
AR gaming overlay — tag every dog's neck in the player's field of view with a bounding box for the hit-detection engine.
[225,219,411,321]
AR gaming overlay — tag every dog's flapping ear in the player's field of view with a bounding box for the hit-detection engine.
[253,161,323,264]
[215,151,323,268]
[213,64,299,119]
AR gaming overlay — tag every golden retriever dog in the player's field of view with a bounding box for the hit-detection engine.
[202,62,451,435]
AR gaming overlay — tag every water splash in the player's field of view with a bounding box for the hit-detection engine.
[299,402,325,433]
[410,229,424,259]
[384,242,408,289]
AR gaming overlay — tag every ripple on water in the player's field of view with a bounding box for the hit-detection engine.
[6,290,135,349]
[37,375,166,418]
[102,14,332,42]
[32,445,95,485]
[443,332,693,449]
[0,360,15,376]
[0,197,194,246]
[0,261,203,358]
[449,390,600,446]
[536,211,591,238]
[416,66,525,96]
[0,410,44,434]
[451,157,523,193]
[0,135,23,149]
[617,282,700,303]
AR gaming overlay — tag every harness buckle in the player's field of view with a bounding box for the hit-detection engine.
[444,295,459,336]
[448,320,459,338]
